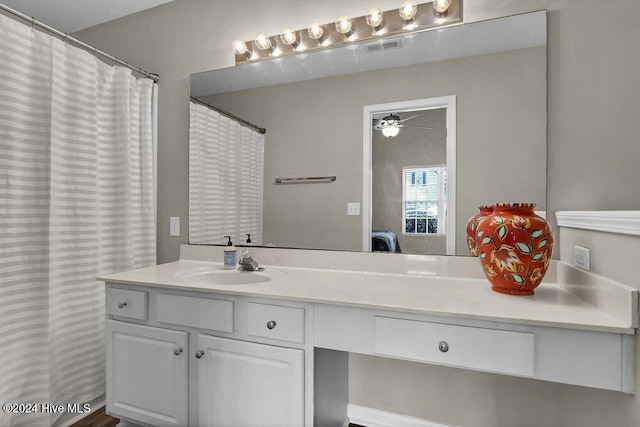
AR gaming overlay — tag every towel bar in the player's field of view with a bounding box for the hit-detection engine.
[274,176,336,184]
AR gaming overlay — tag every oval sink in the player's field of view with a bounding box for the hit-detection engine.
[174,266,288,286]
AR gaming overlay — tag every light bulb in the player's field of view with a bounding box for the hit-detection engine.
[280,28,298,46]
[307,22,324,41]
[366,8,384,30]
[382,125,400,138]
[335,16,353,35]
[399,1,418,21]
[232,39,248,55]
[433,0,452,13]
[255,34,272,51]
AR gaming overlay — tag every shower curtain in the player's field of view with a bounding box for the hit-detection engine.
[0,12,156,426]
[189,102,264,245]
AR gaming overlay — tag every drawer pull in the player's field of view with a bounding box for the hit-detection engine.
[438,341,449,353]
[195,350,205,359]
[117,301,127,309]
[266,320,277,330]
[174,347,183,356]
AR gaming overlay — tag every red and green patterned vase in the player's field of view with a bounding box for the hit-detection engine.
[465,205,493,256]
[476,203,554,295]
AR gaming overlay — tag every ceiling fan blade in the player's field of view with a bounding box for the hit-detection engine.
[398,113,421,123]
[398,124,433,129]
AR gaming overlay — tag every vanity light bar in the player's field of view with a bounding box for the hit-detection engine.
[232,0,461,65]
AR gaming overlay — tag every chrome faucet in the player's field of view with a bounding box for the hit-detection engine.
[237,250,264,272]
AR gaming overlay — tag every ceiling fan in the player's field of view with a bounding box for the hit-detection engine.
[373,113,433,138]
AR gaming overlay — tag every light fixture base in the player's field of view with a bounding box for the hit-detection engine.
[234,0,462,65]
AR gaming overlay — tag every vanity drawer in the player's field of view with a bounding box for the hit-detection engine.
[247,303,305,343]
[106,288,147,320]
[156,294,233,333]
[374,316,534,377]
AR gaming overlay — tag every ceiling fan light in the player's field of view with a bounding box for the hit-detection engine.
[382,125,400,138]
[382,114,400,126]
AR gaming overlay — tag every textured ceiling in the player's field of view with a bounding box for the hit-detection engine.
[1,0,175,33]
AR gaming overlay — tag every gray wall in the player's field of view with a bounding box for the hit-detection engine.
[207,46,546,254]
[74,1,640,426]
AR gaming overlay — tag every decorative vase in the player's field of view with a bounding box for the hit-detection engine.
[475,203,554,295]
[465,205,493,256]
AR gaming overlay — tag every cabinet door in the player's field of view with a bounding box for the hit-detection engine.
[106,320,188,426]
[195,335,304,427]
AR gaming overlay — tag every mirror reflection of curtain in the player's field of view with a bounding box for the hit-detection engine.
[0,12,156,426]
[189,103,264,245]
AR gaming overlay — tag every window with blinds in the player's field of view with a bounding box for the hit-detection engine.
[402,166,447,235]
[189,102,264,245]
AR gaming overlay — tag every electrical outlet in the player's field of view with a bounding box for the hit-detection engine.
[347,202,360,216]
[573,245,590,271]
[170,217,181,237]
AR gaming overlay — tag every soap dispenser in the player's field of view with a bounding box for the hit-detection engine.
[245,234,252,245]
[223,236,237,268]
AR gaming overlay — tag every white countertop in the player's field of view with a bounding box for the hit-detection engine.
[99,247,638,335]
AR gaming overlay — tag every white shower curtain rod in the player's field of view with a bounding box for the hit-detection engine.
[0,2,159,82]
[190,96,267,135]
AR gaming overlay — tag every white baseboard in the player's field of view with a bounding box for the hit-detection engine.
[555,211,640,236]
[348,404,458,427]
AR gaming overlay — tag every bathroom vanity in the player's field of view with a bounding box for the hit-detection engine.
[100,245,637,427]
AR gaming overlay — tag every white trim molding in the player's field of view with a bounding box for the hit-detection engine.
[348,405,458,427]
[555,211,640,236]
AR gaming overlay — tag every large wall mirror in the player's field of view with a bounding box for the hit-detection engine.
[189,11,547,256]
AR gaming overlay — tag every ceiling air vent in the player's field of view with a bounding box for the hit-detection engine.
[366,40,402,53]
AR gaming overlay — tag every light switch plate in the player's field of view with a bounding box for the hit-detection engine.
[170,217,181,237]
[573,245,590,271]
[347,202,360,216]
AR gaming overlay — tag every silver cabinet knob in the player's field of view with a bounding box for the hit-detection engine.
[195,350,205,359]
[266,320,277,330]
[438,341,449,353]
[174,347,183,356]
[117,301,127,309]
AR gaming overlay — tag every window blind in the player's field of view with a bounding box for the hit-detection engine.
[402,166,447,235]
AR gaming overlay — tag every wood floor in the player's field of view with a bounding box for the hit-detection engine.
[70,407,118,427]
[70,407,365,426]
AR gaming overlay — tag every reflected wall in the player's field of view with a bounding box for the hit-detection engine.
[205,46,546,254]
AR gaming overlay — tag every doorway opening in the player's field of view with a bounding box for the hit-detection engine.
[362,96,456,255]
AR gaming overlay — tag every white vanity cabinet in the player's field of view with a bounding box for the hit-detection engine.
[105,285,311,427]
[102,252,637,426]
[192,334,304,426]
[106,320,188,427]
[314,304,635,393]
